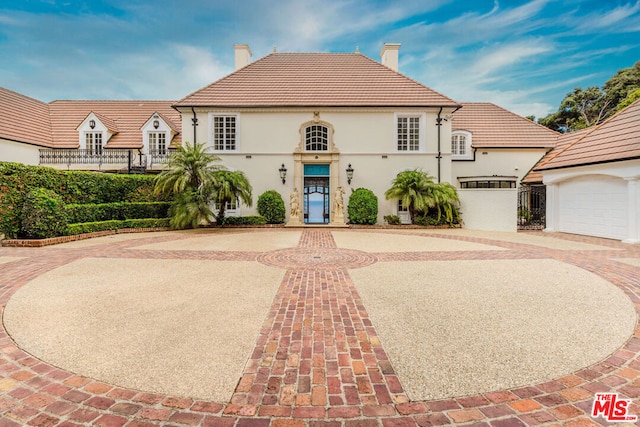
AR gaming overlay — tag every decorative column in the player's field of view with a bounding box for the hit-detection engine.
[544,183,559,233]
[623,177,639,244]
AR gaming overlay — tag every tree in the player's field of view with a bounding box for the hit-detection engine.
[617,88,640,111]
[539,61,640,132]
[430,182,460,225]
[384,169,438,223]
[154,141,222,228]
[212,170,253,225]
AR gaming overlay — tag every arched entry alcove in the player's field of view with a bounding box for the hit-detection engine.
[290,113,344,225]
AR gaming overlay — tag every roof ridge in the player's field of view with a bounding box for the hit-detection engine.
[354,53,461,106]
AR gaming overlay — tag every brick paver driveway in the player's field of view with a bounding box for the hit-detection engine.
[0,228,638,426]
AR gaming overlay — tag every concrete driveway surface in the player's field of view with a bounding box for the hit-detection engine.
[0,228,638,426]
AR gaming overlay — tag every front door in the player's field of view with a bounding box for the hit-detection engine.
[304,177,330,224]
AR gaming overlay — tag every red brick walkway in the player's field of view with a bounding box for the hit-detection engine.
[0,229,639,426]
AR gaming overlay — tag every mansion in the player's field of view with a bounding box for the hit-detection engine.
[1,44,638,242]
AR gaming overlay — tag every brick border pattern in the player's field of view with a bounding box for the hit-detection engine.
[0,229,638,426]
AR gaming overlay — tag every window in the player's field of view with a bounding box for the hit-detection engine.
[213,115,237,150]
[85,132,103,155]
[451,131,473,160]
[396,115,422,151]
[398,200,408,212]
[459,180,516,189]
[305,125,328,151]
[149,132,167,155]
[214,198,238,211]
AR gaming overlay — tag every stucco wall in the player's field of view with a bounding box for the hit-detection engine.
[0,139,40,165]
[452,148,548,186]
[458,188,517,232]
[183,108,456,224]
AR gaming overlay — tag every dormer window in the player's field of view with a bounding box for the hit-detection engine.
[149,131,166,155]
[452,130,473,160]
[85,132,103,155]
[305,125,328,151]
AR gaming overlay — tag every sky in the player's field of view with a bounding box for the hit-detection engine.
[1,0,639,118]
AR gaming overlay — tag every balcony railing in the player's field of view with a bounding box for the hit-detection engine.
[39,148,174,169]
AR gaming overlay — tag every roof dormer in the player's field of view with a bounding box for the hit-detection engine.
[77,112,117,151]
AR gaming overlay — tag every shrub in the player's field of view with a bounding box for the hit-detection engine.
[222,216,267,226]
[414,206,462,227]
[66,218,170,235]
[21,188,68,238]
[384,214,401,225]
[0,162,167,238]
[257,190,286,224]
[65,202,170,223]
[347,188,378,225]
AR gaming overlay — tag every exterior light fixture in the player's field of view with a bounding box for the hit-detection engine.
[89,119,96,129]
[346,163,354,184]
[153,119,160,129]
[279,164,287,184]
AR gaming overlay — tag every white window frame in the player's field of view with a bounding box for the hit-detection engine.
[213,198,239,216]
[395,113,425,152]
[304,124,329,151]
[451,130,473,160]
[148,131,167,155]
[209,113,239,152]
[84,132,103,155]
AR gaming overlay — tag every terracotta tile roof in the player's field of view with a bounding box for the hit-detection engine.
[0,86,53,147]
[521,128,592,183]
[536,98,640,170]
[452,102,560,148]
[48,100,182,148]
[175,53,460,108]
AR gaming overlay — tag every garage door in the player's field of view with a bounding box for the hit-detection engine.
[558,175,628,240]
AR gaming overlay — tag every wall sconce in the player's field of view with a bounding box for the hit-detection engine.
[279,164,287,184]
[346,163,354,185]
[89,119,96,129]
[153,119,160,129]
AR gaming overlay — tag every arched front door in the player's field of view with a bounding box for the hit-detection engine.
[303,164,330,224]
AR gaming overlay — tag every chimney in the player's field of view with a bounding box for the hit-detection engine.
[234,44,252,70]
[380,43,400,71]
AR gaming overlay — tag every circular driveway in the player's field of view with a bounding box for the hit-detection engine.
[0,228,638,426]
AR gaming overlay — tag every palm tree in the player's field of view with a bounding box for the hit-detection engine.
[384,169,437,223]
[154,141,222,228]
[212,170,253,225]
[430,182,460,225]
[155,141,222,196]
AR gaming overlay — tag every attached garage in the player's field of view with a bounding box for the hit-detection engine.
[557,175,628,240]
[535,99,640,244]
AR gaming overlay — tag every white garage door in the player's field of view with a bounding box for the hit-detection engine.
[558,175,628,240]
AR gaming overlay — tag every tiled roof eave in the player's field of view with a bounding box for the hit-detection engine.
[0,135,54,148]
[473,144,556,149]
[536,155,640,172]
[172,103,462,109]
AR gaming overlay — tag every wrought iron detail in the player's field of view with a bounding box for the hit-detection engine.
[518,185,546,230]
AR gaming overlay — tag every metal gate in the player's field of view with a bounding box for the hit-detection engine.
[518,185,546,230]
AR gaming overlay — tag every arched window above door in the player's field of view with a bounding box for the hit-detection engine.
[305,124,329,151]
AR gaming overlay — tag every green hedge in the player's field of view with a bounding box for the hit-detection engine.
[347,188,378,225]
[257,190,285,224]
[222,215,267,225]
[67,218,170,235]
[0,162,168,238]
[65,202,170,224]
[21,188,68,239]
